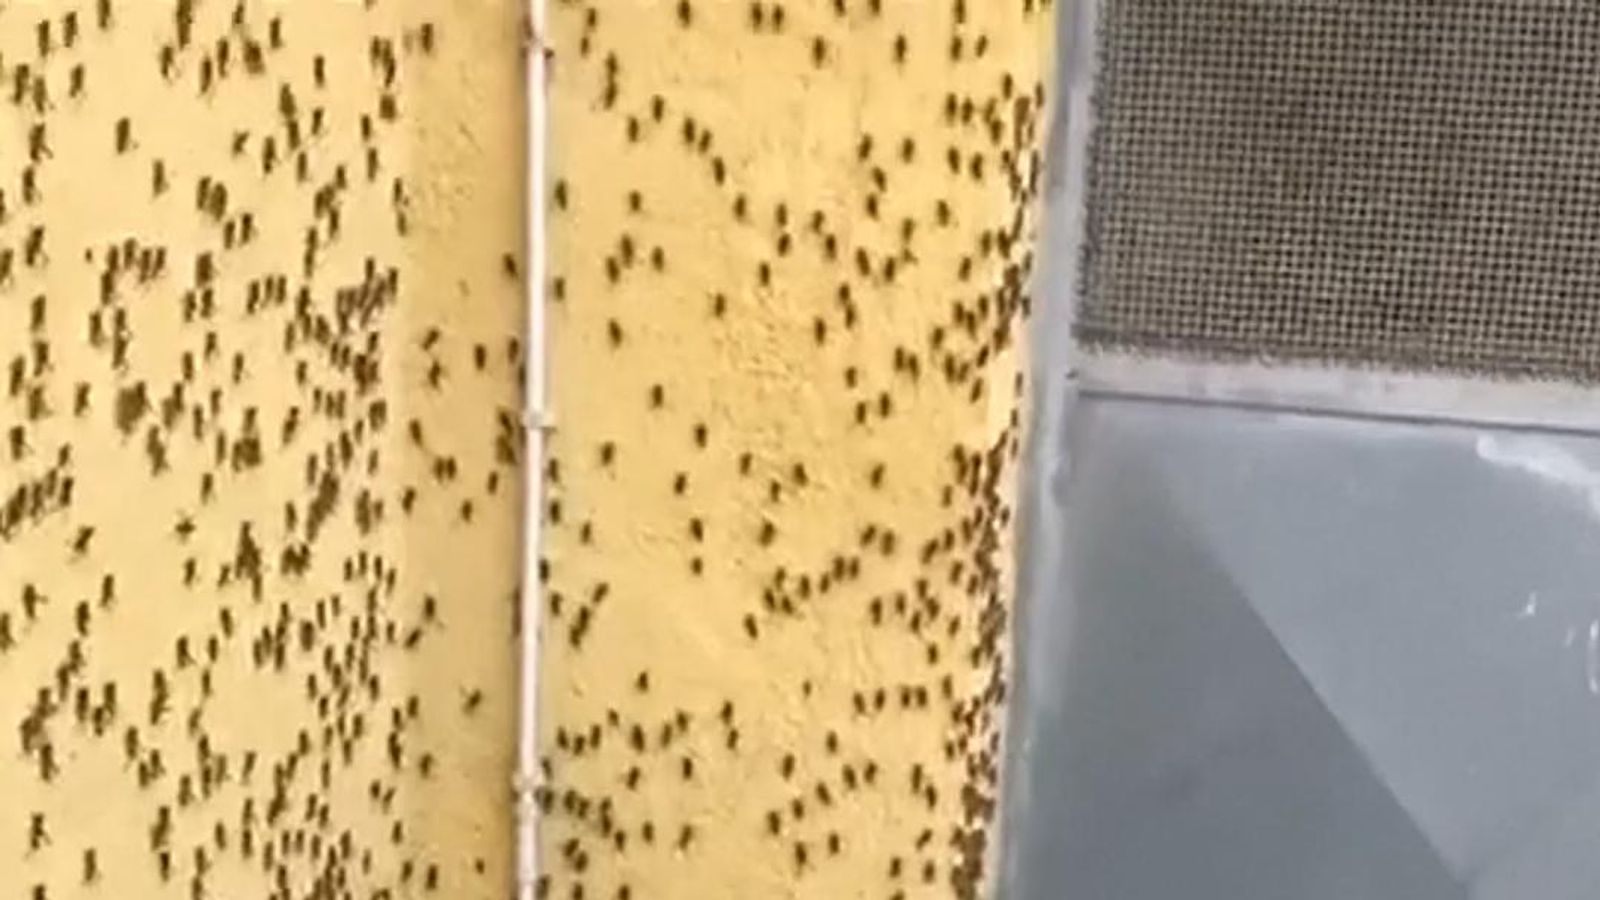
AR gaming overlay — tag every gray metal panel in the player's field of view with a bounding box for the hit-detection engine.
[1076,1,1600,381]
[1002,394,1600,899]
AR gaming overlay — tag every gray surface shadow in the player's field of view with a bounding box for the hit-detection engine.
[1005,3,1600,898]
[1149,405,1600,888]
[1002,402,1465,900]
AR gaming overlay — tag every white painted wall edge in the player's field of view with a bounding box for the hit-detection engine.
[1075,353,1600,438]
[517,0,550,896]
[998,0,1098,892]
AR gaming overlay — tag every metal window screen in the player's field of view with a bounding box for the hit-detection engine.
[1077,1,1600,382]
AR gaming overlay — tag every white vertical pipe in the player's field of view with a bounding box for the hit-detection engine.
[516,0,549,896]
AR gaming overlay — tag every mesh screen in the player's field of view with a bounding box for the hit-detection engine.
[1077,1,1600,381]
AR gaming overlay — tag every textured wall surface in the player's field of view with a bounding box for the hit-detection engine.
[538,1,1053,898]
[0,1,1053,898]
[1,2,524,897]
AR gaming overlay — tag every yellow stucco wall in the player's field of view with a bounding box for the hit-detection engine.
[1,1,1053,897]
[539,1,1053,897]
[2,2,522,896]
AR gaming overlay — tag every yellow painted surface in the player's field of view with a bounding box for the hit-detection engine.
[539,1,1053,898]
[1,0,1053,898]
[1,1,522,897]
